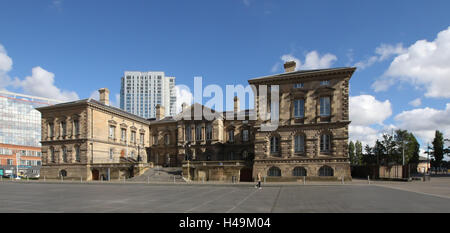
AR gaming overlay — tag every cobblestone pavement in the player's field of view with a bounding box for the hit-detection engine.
[0,179,449,213]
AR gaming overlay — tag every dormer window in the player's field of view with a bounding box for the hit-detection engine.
[320,80,330,86]
[294,83,304,88]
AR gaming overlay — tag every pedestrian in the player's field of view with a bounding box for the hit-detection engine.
[255,172,262,189]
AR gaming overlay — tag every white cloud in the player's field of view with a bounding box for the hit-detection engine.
[394,103,450,144]
[277,51,337,72]
[409,98,422,107]
[355,43,406,69]
[16,66,79,101]
[0,44,13,90]
[372,26,450,98]
[349,95,392,125]
[175,85,193,114]
[348,95,393,147]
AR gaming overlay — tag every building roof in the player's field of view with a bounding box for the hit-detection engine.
[248,67,356,83]
[36,98,150,124]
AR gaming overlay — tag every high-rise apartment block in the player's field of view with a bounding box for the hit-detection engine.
[120,71,176,119]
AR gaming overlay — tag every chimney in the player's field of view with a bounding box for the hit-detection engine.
[156,104,165,120]
[284,61,296,73]
[98,88,110,106]
[234,96,240,113]
[181,102,188,111]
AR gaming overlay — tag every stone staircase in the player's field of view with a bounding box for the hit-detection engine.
[128,167,185,183]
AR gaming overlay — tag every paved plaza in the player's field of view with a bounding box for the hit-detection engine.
[0,178,449,213]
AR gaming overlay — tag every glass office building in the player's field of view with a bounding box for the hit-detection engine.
[0,90,61,177]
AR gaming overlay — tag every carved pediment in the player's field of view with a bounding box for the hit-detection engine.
[108,120,117,125]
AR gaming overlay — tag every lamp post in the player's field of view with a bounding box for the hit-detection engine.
[184,141,191,181]
[15,152,21,180]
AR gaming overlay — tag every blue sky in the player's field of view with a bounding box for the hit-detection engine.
[1,0,450,153]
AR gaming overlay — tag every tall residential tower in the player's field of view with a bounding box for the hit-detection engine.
[120,71,176,119]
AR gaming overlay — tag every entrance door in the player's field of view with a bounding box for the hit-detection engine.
[240,168,253,182]
[92,169,99,180]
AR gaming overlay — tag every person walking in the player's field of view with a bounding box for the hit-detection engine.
[255,172,262,189]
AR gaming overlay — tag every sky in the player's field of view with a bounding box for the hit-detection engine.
[1,0,450,156]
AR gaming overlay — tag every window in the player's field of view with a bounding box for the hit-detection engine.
[50,147,55,163]
[73,120,80,135]
[268,167,281,177]
[206,124,213,140]
[75,146,80,162]
[228,130,234,143]
[320,97,331,116]
[294,135,305,153]
[164,134,170,145]
[294,83,304,88]
[61,121,66,137]
[320,134,331,152]
[121,129,126,141]
[270,136,280,154]
[196,125,202,141]
[49,123,54,138]
[153,135,158,145]
[320,80,330,86]
[140,133,145,144]
[291,167,306,177]
[228,151,235,160]
[109,126,115,139]
[319,166,334,176]
[185,126,192,141]
[109,148,114,160]
[7,159,13,165]
[131,131,136,143]
[242,129,249,142]
[294,99,305,118]
[62,147,67,163]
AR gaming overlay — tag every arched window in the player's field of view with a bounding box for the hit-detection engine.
[164,134,170,145]
[268,167,281,177]
[195,124,202,141]
[318,166,334,176]
[320,134,331,153]
[293,167,307,176]
[270,136,280,154]
[294,135,305,153]
[206,124,213,140]
[60,170,67,177]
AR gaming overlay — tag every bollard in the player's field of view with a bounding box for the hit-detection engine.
[264,176,266,183]
[368,175,370,184]
[44,176,46,182]
[173,176,175,183]
[81,177,83,183]
[61,176,63,182]
[303,176,306,185]
[341,176,344,184]
[27,177,29,182]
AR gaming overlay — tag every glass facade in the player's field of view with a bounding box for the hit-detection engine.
[0,91,59,147]
[0,91,60,178]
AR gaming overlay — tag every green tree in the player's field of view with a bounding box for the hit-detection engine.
[355,141,363,165]
[381,133,396,165]
[431,130,444,168]
[348,141,356,165]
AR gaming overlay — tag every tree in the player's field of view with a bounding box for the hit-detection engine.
[355,141,363,165]
[348,141,356,165]
[381,133,396,165]
[431,130,444,168]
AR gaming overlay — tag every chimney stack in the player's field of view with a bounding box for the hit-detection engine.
[156,104,165,120]
[284,61,296,73]
[98,88,110,106]
[234,96,240,113]
[181,102,188,111]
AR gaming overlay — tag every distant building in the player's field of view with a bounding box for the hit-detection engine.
[0,90,61,178]
[120,71,176,119]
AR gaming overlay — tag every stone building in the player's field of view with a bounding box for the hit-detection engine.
[248,61,355,181]
[148,100,256,182]
[37,61,355,182]
[37,88,150,181]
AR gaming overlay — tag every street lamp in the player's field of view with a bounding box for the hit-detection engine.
[184,141,191,181]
